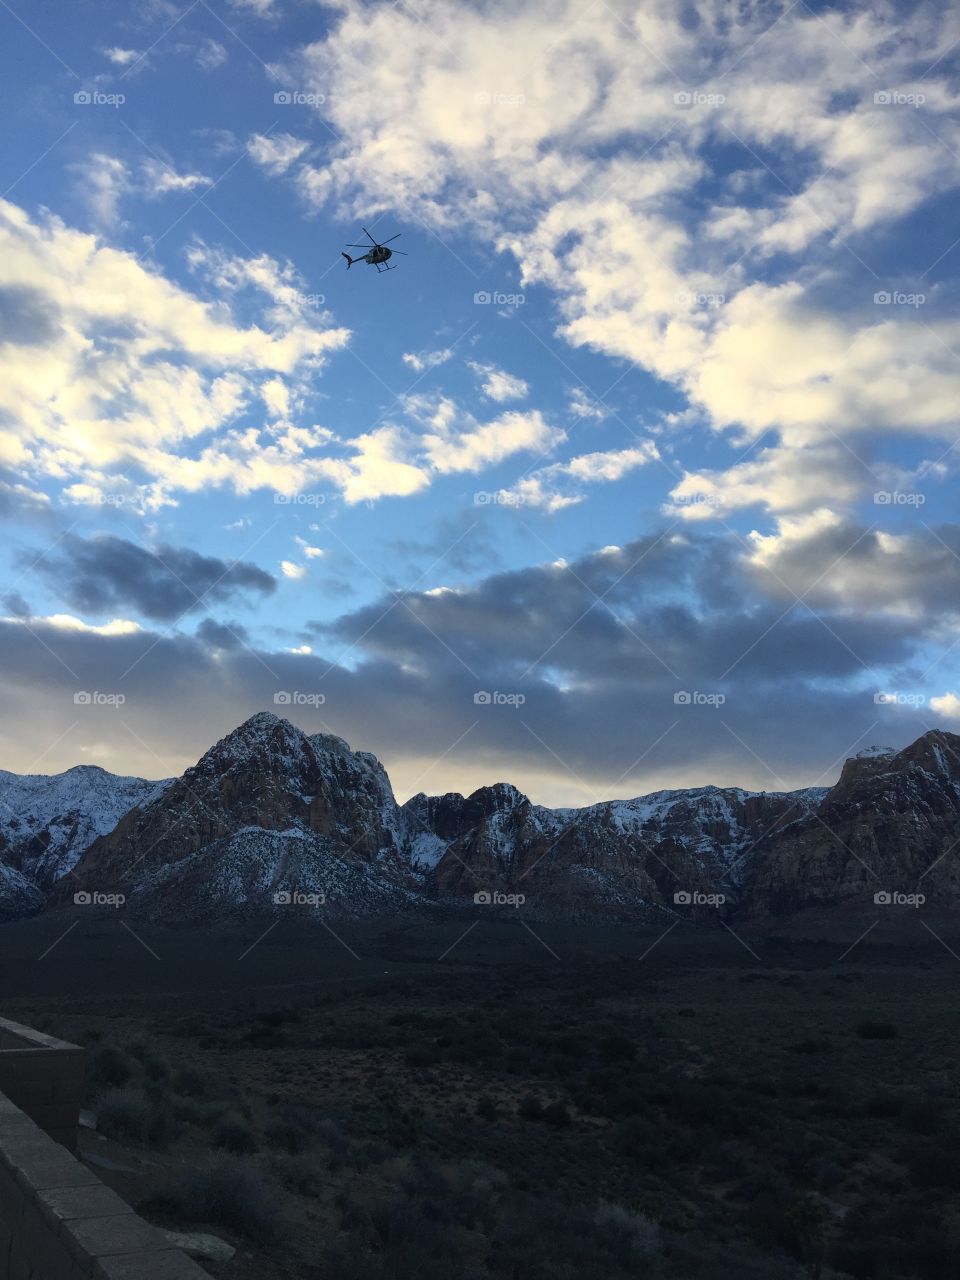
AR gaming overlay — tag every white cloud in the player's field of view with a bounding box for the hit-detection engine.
[295,537,325,558]
[468,361,529,402]
[0,198,350,506]
[193,38,228,70]
[3,613,140,636]
[76,153,129,228]
[568,387,609,421]
[402,348,453,373]
[247,133,309,175]
[665,442,870,521]
[931,692,960,721]
[274,0,960,519]
[260,378,290,418]
[503,443,660,511]
[103,47,140,66]
[741,513,960,618]
[142,160,212,195]
[281,560,306,579]
[409,396,563,474]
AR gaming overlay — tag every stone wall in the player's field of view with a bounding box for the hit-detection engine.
[0,1017,85,1152]
[0,1024,208,1279]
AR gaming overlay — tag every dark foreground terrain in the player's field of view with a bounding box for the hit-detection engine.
[2,909,958,1279]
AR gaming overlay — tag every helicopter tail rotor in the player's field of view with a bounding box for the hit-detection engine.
[341,253,354,268]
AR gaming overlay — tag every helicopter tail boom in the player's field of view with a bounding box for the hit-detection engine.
[341,253,354,268]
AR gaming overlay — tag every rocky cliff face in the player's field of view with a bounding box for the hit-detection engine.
[404,782,826,916]
[741,733,960,917]
[56,713,411,917]
[6,717,960,923]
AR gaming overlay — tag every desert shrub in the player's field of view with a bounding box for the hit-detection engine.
[476,1094,498,1120]
[170,1095,221,1126]
[597,1034,636,1061]
[791,1038,831,1054]
[907,1136,960,1190]
[274,1151,326,1196]
[864,1092,905,1119]
[172,1068,210,1098]
[148,1155,285,1245]
[214,1114,258,1154]
[404,1045,436,1068]
[542,1100,572,1127]
[98,1084,173,1147]
[126,1042,168,1080]
[902,1096,942,1134]
[87,1045,131,1089]
[243,1024,288,1049]
[594,1203,661,1258]
[257,1006,301,1027]
[518,1093,544,1120]
[856,1020,898,1039]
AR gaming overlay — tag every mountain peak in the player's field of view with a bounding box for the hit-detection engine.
[232,710,289,735]
[855,745,895,760]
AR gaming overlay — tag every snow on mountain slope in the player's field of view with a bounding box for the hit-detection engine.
[61,714,414,912]
[8,715,960,924]
[127,827,419,920]
[0,765,169,886]
[0,860,45,921]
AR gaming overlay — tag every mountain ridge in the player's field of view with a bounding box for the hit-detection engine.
[3,712,958,923]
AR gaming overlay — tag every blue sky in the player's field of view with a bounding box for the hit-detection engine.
[1,0,959,803]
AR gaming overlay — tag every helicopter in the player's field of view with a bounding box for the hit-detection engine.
[341,227,408,273]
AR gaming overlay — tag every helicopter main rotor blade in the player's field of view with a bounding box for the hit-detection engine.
[380,234,402,244]
[389,250,408,256]
[361,227,378,246]
[346,243,373,248]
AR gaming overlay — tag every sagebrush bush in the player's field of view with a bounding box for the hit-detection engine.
[98,1084,173,1147]
[149,1155,285,1245]
[214,1114,259,1154]
[87,1044,131,1089]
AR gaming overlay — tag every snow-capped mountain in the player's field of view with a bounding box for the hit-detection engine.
[405,780,827,917]
[55,713,413,918]
[0,765,169,908]
[3,714,960,923]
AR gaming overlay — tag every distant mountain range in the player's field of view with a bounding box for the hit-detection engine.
[1,712,958,924]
